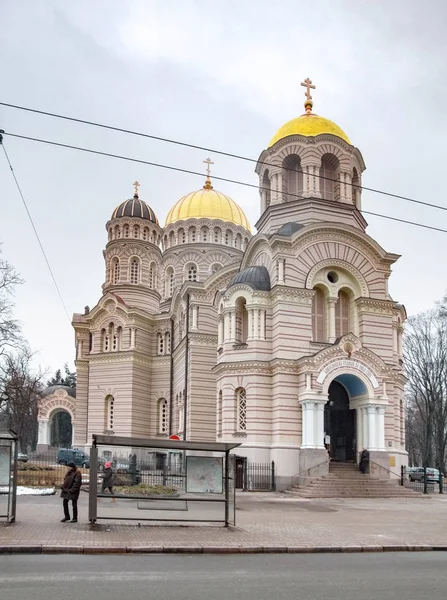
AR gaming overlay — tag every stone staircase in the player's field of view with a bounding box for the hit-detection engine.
[287,461,421,499]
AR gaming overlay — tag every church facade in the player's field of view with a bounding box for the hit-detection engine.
[72,82,407,489]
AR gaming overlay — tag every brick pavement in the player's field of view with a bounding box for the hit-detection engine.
[1,491,447,554]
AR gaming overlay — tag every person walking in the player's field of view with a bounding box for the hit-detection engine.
[101,461,116,502]
[60,461,82,523]
[359,448,370,474]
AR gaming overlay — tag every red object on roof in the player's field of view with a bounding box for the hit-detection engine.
[169,435,181,441]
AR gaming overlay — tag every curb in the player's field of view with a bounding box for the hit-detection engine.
[0,544,446,555]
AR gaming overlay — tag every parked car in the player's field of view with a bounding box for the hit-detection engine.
[409,467,442,483]
[57,448,90,468]
[17,452,28,463]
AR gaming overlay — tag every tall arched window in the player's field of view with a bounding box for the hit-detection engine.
[165,267,174,297]
[105,395,114,432]
[335,290,350,337]
[108,228,112,241]
[235,297,248,344]
[217,390,223,437]
[149,262,155,289]
[133,225,140,238]
[169,230,175,247]
[112,258,120,284]
[165,331,171,353]
[158,398,168,434]
[214,228,221,243]
[283,154,303,202]
[235,233,242,249]
[114,225,121,239]
[201,226,208,242]
[225,230,232,246]
[123,224,129,238]
[143,227,149,241]
[312,287,326,342]
[352,167,361,208]
[321,154,340,202]
[189,227,196,243]
[158,333,164,355]
[178,228,185,244]
[236,388,247,432]
[130,257,140,284]
[262,170,271,211]
[187,264,198,282]
[101,328,109,352]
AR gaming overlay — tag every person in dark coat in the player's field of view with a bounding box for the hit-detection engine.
[60,461,82,523]
[101,461,116,501]
[359,448,370,474]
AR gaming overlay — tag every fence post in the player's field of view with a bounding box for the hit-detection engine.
[243,459,248,492]
[440,471,444,495]
[400,465,404,486]
[423,466,428,494]
[271,461,276,491]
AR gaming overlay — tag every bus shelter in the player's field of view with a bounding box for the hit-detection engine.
[89,435,240,527]
[0,430,18,523]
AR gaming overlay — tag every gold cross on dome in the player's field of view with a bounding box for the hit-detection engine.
[203,157,214,178]
[301,77,316,102]
[133,181,140,196]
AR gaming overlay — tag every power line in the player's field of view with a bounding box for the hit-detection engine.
[0,135,71,321]
[1,101,447,215]
[3,130,447,235]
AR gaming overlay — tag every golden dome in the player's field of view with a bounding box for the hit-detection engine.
[165,178,251,232]
[268,113,351,147]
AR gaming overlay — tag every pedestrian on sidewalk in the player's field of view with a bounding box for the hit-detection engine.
[101,461,116,502]
[359,448,370,474]
[60,461,82,523]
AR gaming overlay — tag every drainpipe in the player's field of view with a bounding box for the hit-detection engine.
[183,294,190,440]
[169,317,174,436]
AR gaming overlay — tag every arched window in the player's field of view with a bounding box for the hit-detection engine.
[114,225,121,239]
[217,390,223,437]
[321,154,340,202]
[235,233,242,249]
[149,262,156,289]
[189,227,196,243]
[312,287,326,342]
[165,331,171,353]
[163,235,168,250]
[130,257,140,284]
[335,290,350,337]
[201,226,208,242]
[262,170,271,211]
[211,263,222,274]
[112,326,122,351]
[244,237,249,250]
[214,228,221,243]
[143,227,149,241]
[169,230,175,247]
[108,228,112,241]
[352,167,361,208]
[165,267,174,297]
[105,395,114,432]
[225,230,232,246]
[123,224,129,238]
[178,228,185,244]
[133,225,140,238]
[112,258,120,284]
[187,264,198,282]
[158,398,168,435]
[158,333,164,355]
[235,297,248,344]
[283,154,303,202]
[236,388,247,432]
[101,328,109,352]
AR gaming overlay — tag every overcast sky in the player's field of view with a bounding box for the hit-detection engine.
[1,0,447,374]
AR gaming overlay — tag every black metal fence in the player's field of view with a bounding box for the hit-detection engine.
[237,460,276,491]
[401,466,446,495]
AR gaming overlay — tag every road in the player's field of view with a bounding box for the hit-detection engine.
[0,553,446,600]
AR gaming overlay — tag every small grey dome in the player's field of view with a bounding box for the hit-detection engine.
[42,385,76,399]
[230,266,271,291]
[276,222,304,236]
[111,195,159,224]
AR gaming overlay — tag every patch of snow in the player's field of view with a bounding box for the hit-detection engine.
[0,486,56,496]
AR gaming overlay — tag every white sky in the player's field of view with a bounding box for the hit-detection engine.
[1,0,447,373]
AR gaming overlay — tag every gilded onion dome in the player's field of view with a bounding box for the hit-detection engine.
[165,160,251,232]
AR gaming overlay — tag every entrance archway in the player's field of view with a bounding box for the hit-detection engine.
[50,409,72,448]
[325,381,356,461]
[37,385,76,450]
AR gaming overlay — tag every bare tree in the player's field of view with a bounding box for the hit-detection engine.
[0,347,46,452]
[0,247,23,357]
[404,309,447,473]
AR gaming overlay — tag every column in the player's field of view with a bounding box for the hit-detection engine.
[301,403,308,447]
[362,408,369,450]
[277,170,283,200]
[191,305,198,330]
[307,402,315,447]
[356,408,363,453]
[278,259,284,284]
[260,310,266,340]
[315,401,325,449]
[377,407,386,450]
[392,324,398,357]
[224,311,230,341]
[38,421,49,446]
[247,309,253,341]
[367,406,377,450]
[130,327,136,349]
[253,309,259,340]
[314,165,321,198]
[218,318,224,346]
[328,297,337,343]
[230,310,236,342]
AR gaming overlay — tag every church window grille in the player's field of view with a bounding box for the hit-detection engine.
[143,228,149,241]
[187,264,197,282]
[244,237,249,249]
[130,257,140,284]
[321,154,340,202]
[214,228,221,243]
[113,258,120,284]
[115,225,121,239]
[169,271,174,296]
[178,228,185,244]
[312,287,326,342]
[133,225,139,238]
[283,154,303,202]
[201,227,208,242]
[335,290,350,337]
[169,231,175,247]
[124,224,129,238]
[158,399,168,435]
[236,388,247,432]
[149,263,155,289]
[189,227,196,243]
[165,332,171,353]
[158,333,164,355]
[108,228,112,241]
[235,297,248,344]
[217,390,223,437]
[112,333,118,351]
[105,395,114,432]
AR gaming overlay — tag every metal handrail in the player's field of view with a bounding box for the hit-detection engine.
[292,457,330,486]
[368,458,400,480]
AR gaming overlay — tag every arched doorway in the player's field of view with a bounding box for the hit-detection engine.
[50,410,72,448]
[325,380,356,461]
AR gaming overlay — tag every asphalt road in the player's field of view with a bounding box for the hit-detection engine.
[0,553,446,600]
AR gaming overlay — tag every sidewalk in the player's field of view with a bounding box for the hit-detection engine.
[1,492,447,554]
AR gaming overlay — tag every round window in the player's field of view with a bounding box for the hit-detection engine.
[327,271,339,284]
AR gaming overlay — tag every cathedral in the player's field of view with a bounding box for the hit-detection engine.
[70,80,407,489]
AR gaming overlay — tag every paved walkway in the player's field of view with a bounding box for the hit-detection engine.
[1,492,447,553]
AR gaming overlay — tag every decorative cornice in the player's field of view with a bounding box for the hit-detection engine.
[356,297,397,315]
